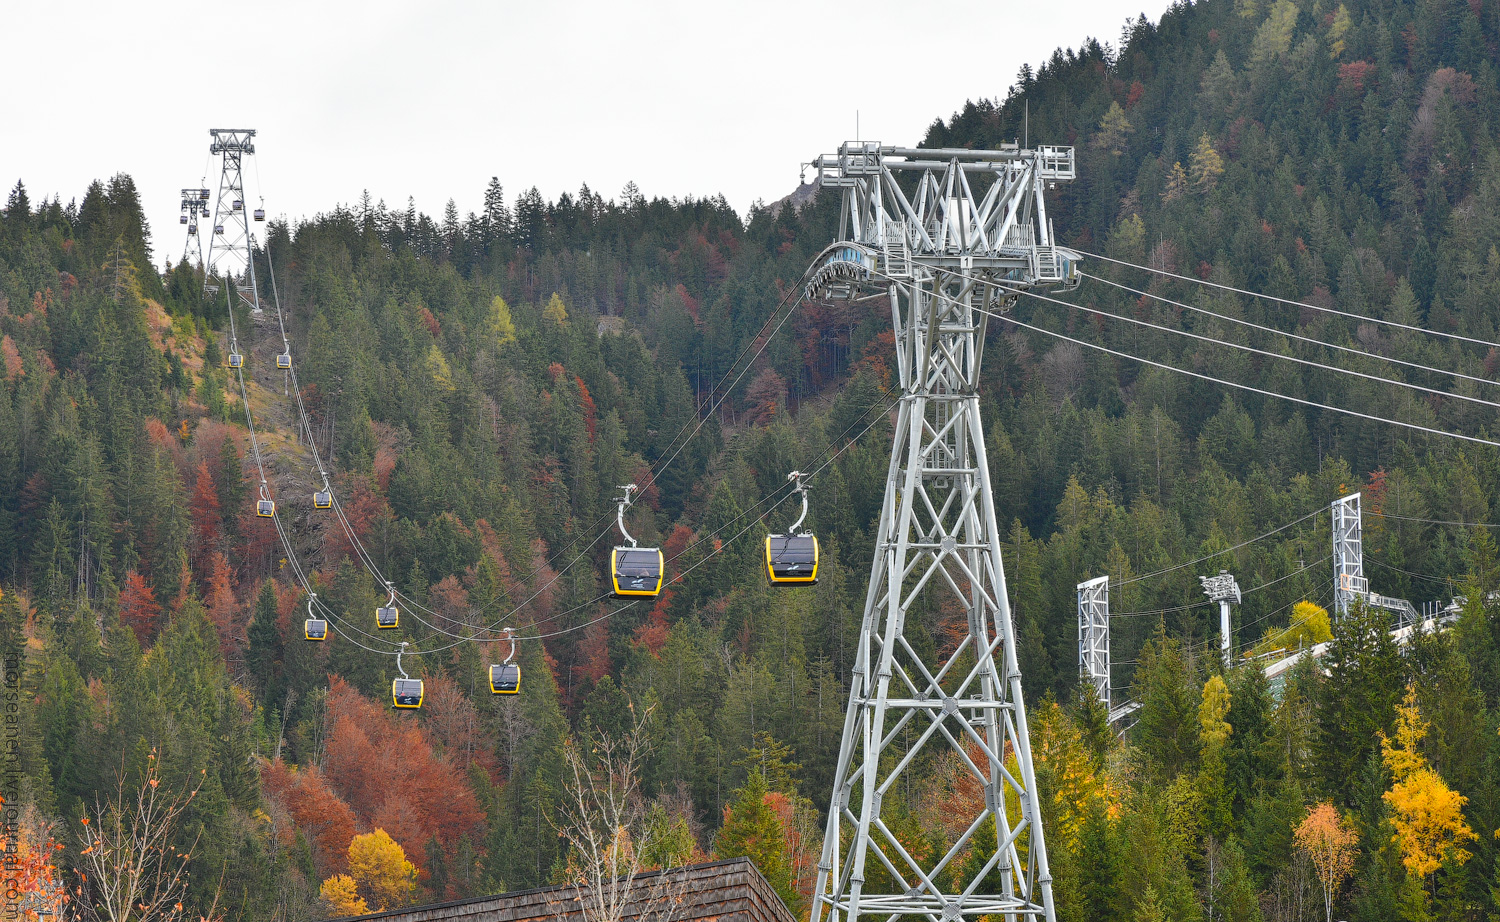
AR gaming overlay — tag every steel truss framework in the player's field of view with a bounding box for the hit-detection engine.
[179,186,209,267]
[807,142,1080,922]
[1332,492,1365,617]
[205,129,258,307]
[1078,576,1110,710]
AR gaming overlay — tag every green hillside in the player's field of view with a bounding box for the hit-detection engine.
[4,0,1500,919]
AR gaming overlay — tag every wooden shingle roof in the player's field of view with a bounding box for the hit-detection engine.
[335,857,797,922]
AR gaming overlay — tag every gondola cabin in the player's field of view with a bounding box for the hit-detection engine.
[200,207,209,217]
[392,677,424,708]
[214,225,225,235]
[188,225,198,236]
[490,663,521,695]
[199,189,210,201]
[313,490,332,509]
[376,604,399,629]
[305,618,327,641]
[233,199,243,211]
[766,534,819,586]
[611,547,664,598]
[227,352,243,368]
[276,352,291,369]
[180,214,188,225]
[257,499,275,517]
[254,208,266,221]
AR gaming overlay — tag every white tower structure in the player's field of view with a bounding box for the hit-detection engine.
[1332,492,1366,618]
[1200,569,1241,667]
[205,128,260,309]
[805,141,1081,922]
[1078,576,1110,709]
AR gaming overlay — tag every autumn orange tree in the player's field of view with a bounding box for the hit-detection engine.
[1293,803,1356,922]
[7,799,68,922]
[1379,685,1477,884]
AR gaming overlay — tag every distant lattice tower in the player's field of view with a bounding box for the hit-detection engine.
[805,141,1082,922]
[205,129,259,308]
[178,186,209,268]
[1078,576,1110,710]
[1331,492,1365,617]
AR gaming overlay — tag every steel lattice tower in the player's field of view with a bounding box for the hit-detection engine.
[1078,576,1110,710]
[205,128,258,308]
[179,187,209,268]
[1332,492,1365,617]
[805,142,1080,922]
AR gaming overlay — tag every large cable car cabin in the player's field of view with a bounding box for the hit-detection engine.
[305,618,327,641]
[377,584,399,629]
[392,677,424,708]
[490,663,520,695]
[611,547,664,598]
[610,484,664,598]
[766,534,819,585]
[765,471,818,586]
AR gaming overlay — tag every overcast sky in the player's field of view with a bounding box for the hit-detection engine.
[3,0,1168,269]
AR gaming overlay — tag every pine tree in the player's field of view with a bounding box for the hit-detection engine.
[247,580,283,706]
[716,770,796,909]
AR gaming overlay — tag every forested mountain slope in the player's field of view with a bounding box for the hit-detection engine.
[3,0,1500,919]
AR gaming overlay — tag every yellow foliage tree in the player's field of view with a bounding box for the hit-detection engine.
[1294,803,1357,922]
[1248,0,1299,67]
[347,828,417,910]
[319,873,369,916]
[425,344,455,391]
[489,295,518,346]
[1095,102,1134,157]
[1023,701,1120,853]
[1199,675,1232,751]
[1162,162,1189,203]
[1380,686,1477,877]
[542,292,570,327]
[1327,4,1353,58]
[1255,600,1332,656]
[1189,134,1224,193]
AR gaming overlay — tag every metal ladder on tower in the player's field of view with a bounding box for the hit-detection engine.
[882,223,912,279]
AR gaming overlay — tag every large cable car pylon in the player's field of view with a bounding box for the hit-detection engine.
[804,141,1078,922]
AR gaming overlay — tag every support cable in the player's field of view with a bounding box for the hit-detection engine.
[1083,272,1500,401]
[1367,510,1500,528]
[1000,292,1500,450]
[1076,248,1500,351]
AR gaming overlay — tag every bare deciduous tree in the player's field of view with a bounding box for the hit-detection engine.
[551,705,682,922]
[74,751,223,922]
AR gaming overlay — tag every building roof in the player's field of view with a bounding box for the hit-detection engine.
[333,857,796,922]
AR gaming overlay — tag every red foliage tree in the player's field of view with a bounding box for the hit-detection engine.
[203,553,241,664]
[118,570,162,646]
[189,459,223,576]
[325,479,387,566]
[262,759,359,879]
[322,678,485,878]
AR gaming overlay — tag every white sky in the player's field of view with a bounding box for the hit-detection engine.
[3,0,1168,269]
